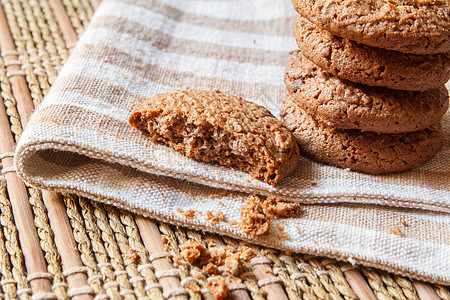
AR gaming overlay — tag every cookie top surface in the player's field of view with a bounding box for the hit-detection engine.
[281,95,443,174]
[292,0,450,54]
[130,89,288,138]
[129,89,299,184]
[294,15,450,91]
[284,51,449,133]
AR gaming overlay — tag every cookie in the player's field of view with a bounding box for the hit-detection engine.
[281,95,443,174]
[128,89,300,185]
[284,51,449,133]
[292,0,450,54]
[294,15,450,91]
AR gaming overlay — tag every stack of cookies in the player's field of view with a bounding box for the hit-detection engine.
[281,0,450,174]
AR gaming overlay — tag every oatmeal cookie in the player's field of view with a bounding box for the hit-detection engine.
[281,95,443,174]
[294,15,450,91]
[129,89,300,184]
[284,51,449,133]
[292,0,450,54]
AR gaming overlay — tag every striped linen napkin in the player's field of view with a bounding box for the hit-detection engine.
[14,0,450,284]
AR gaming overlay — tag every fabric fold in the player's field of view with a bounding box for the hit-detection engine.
[14,0,450,284]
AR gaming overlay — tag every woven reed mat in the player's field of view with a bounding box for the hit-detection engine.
[0,0,449,299]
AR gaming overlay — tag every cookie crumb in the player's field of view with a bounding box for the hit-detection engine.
[161,236,169,244]
[276,223,285,232]
[390,226,403,236]
[186,284,201,293]
[184,209,196,218]
[239,195,303,236]
[181,240,211,266]
[240,247,256,261]
[239,195,271,236]
[210,247,227,266]
[203,262,219,275]
[279,232,289,239]
[206,211,226,222]
[262,196,303,218]
[228,220,239,226]
[224,252,244,276]
[125,248,140,263]
[207,276,229,300]
[401,220,409,227]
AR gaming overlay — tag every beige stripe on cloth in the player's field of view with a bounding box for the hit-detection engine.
[14,0,450,284]
[71,43,286,102]
[88,15,289,65]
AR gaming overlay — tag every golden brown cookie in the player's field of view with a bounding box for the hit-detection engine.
[294,15,450,91]
[284,51,449,133]
[292,0,450,54]
[281,95,443,174]
[129,89,300,185]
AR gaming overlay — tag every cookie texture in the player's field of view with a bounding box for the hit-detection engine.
[294,15,450,91]
[292,0,450,54]
[285,51,449,133]
[129,89,300,185]
[281,95,443,174]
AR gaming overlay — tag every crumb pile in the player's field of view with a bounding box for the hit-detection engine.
[180,239,257,299]
[181,240,211,266]
[282,0,449,174]
[239,195,303,236]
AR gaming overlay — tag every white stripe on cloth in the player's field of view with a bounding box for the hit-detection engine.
[152,0,298,20]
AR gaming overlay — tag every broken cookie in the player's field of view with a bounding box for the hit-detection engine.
[128,89,299,185]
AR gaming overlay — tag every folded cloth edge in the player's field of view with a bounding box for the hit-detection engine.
[12,161,450,286]
[14,137,450,215]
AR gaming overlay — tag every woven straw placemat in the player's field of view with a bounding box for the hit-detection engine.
[0,0,448,299]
